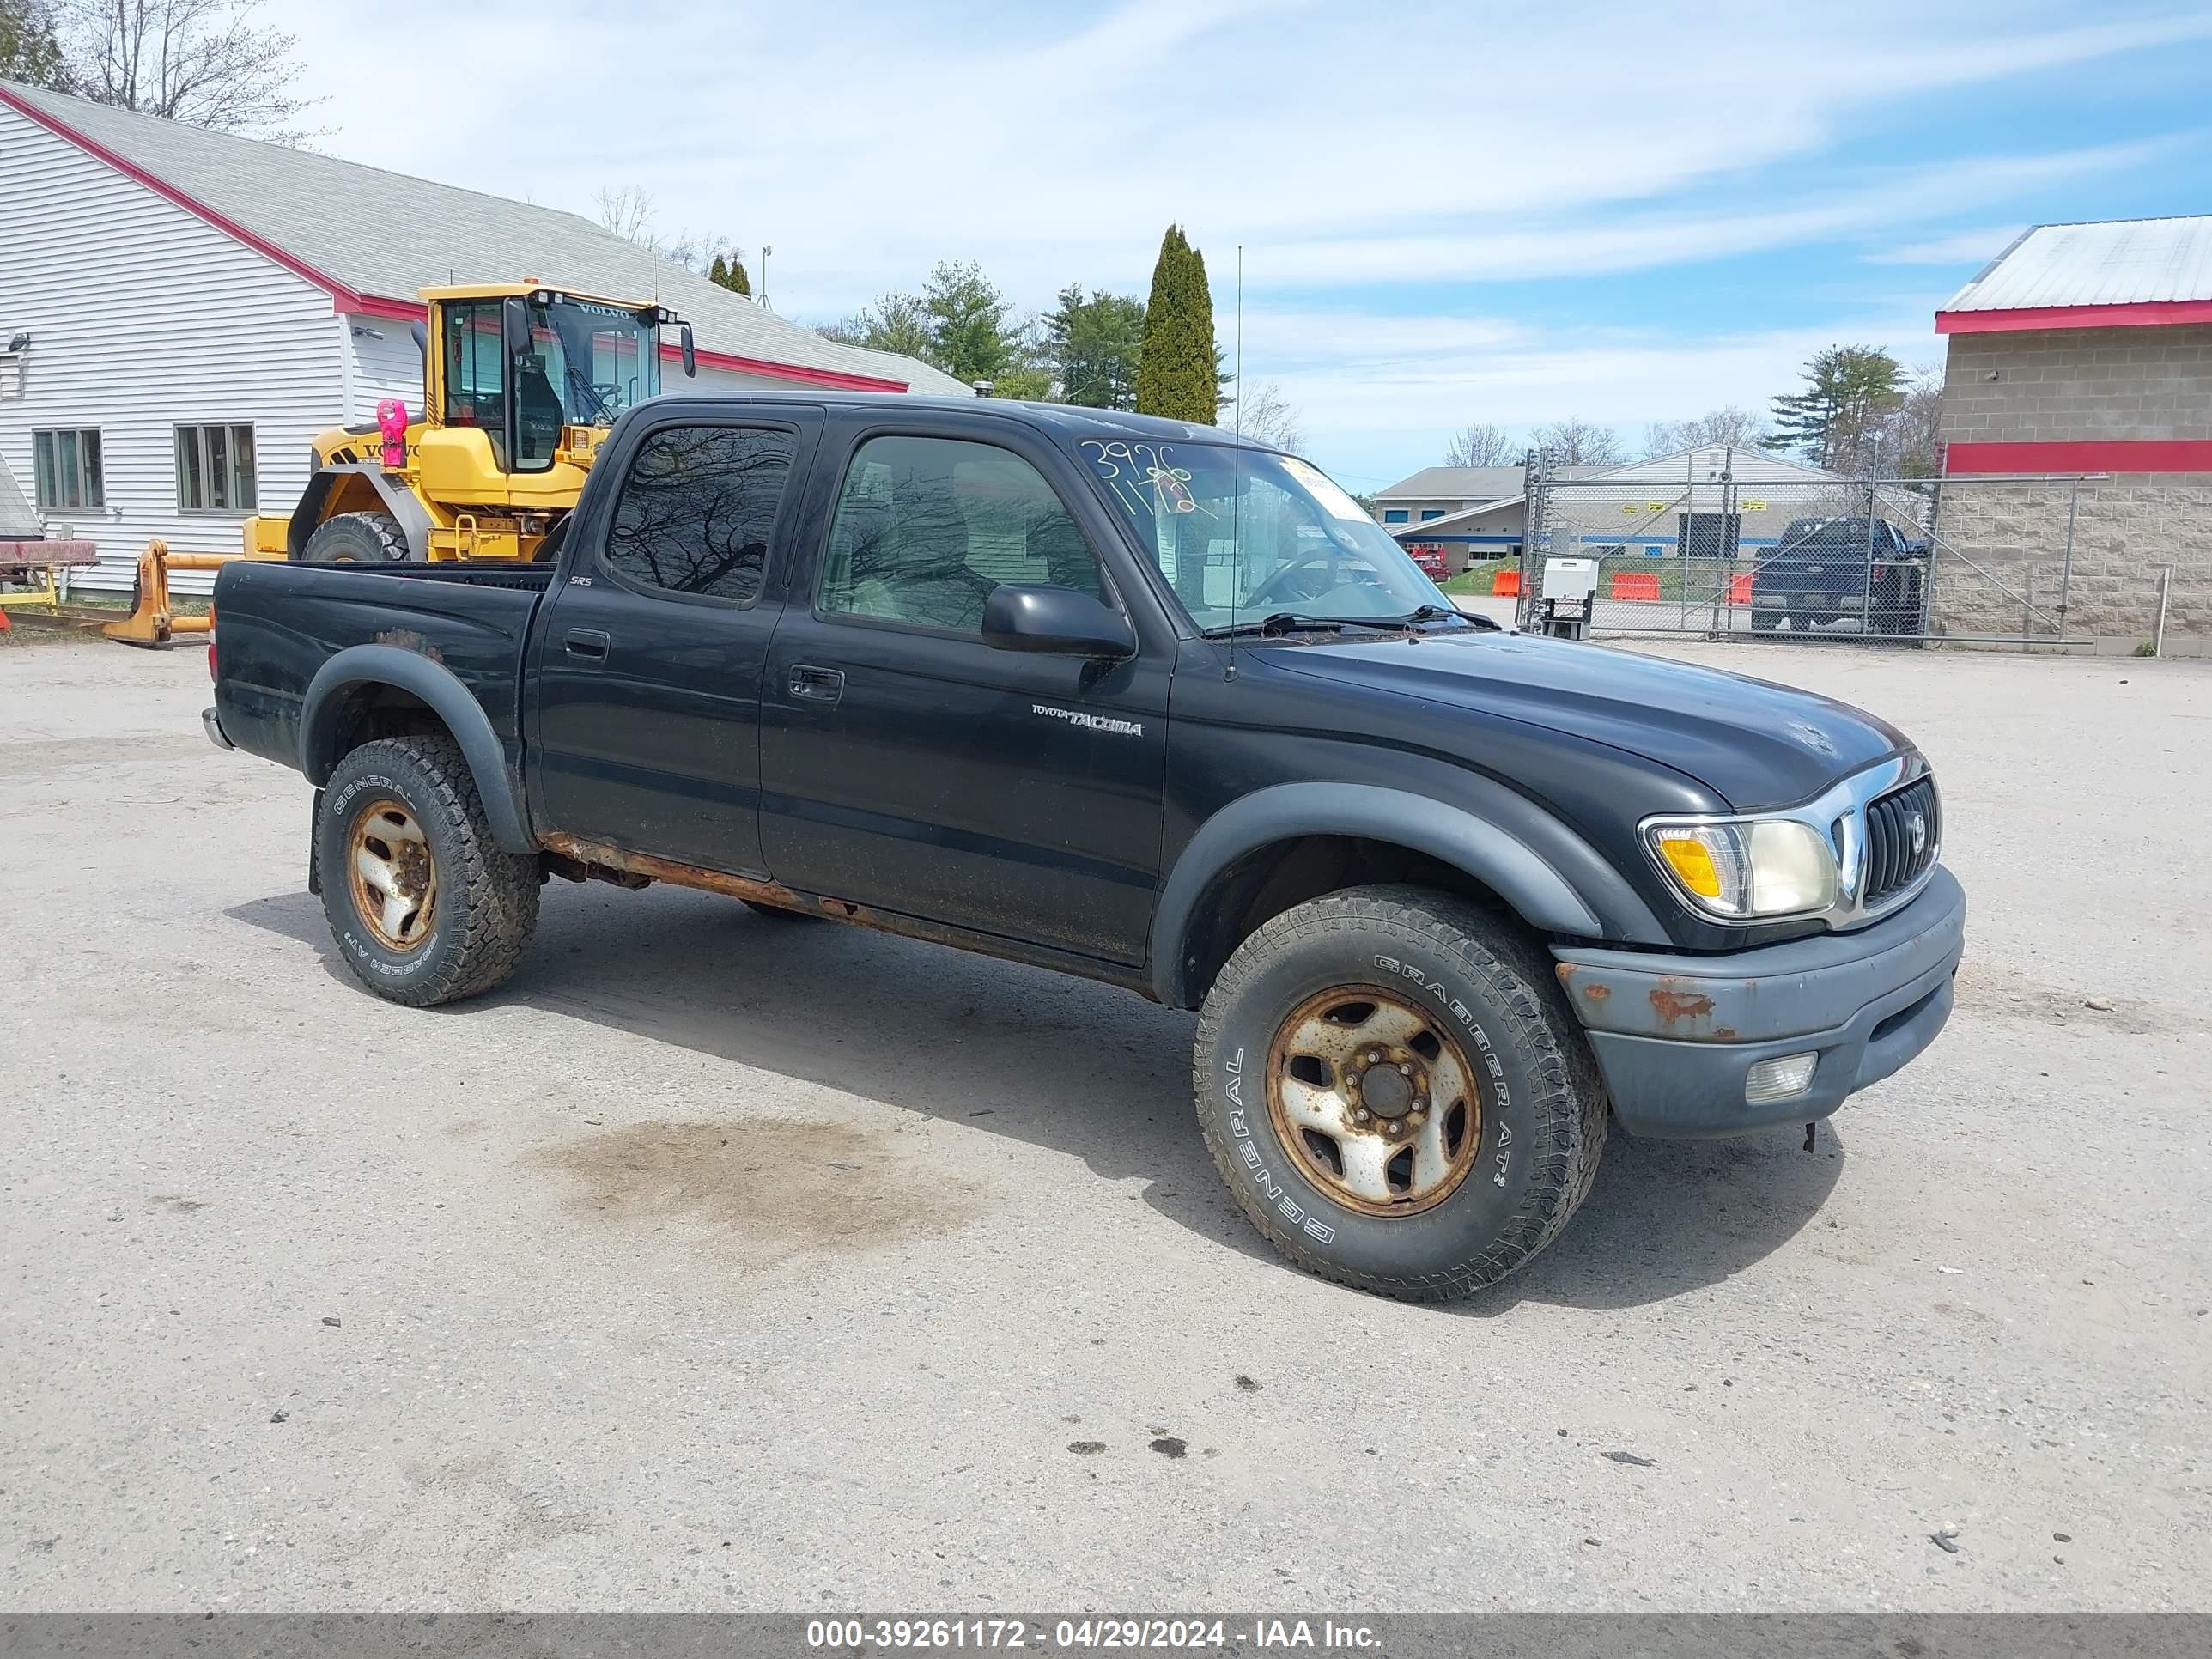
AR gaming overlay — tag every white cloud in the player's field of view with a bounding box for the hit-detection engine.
[248,0,2204,483]
[1278,312,1947,483]
[265,1,2207,310]
[1864,227,2028,265]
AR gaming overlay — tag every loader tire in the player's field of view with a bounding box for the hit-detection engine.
[1193,884,1607,1301]
[302,511,410,563]
[316,735,539,1006]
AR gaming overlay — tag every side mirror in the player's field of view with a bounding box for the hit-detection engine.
[679,322,696,378]
[501,295,533,359]
[981,584,1135,660]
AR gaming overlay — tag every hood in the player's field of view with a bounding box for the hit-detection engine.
[1261,630,1909,810]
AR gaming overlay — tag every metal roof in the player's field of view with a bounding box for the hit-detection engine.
[1942,216,2212,313]
[0,80,972,397]
[1376,465,1528,502]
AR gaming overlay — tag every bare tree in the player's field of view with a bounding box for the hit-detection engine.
[1642,406,1770,459]
[61,0,319,143]
[1874,362,1944,478]
[1234,380,1304,452]
[1532,416,1623,468]
[1443,422,1512,467]
[594,185,658,245]
[593,185,746,286]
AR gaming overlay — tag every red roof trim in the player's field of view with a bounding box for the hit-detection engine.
[347,295,429,323]
[1946,439,2212,475]
[0,84,367,307]
[1936,299,2212,334]
[662,343,908,392]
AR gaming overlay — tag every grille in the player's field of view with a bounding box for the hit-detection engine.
[1864,776,1940,904]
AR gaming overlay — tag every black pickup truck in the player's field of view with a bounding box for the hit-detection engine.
[207,394,1965,1299]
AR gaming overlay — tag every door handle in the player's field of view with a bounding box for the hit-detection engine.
[564,628,611,662]
[787,665,845,706]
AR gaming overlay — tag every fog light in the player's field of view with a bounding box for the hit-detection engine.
[1745,1052,1818,1104]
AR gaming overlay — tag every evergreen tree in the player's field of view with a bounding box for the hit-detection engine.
[1044,284,1146,409]
[0,0,71,90]
[1134,226,1218,424]
[921,260,1020,386]
[1770,346,1905,470]
[707,253,752,296]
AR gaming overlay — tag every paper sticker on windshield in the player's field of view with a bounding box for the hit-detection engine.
[1279,456,1370,524]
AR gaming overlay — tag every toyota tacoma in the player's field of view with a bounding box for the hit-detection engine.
[205,394,1964,1298]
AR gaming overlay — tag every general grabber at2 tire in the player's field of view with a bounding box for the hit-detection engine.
[1193,884,1608,1300]
[315,736,540,1007]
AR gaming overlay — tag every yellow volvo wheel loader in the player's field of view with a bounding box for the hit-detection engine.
[252,281,696,564]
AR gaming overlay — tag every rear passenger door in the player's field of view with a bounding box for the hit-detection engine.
[528,410,820,876]
[757,417,1172,964]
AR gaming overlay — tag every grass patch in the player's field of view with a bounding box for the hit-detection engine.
[1439,557,1516,595]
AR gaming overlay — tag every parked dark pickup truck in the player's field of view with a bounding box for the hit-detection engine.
[208,394,1964,1298]
[1753,515,1930,636]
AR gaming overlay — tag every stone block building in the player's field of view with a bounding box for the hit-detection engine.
[1936,217,2211,653]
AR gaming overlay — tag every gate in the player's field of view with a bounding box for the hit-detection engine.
[1517,454,2102,648]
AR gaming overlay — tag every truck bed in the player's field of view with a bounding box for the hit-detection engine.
[211,559,551,774]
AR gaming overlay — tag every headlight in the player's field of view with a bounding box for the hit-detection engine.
[1644,817,1838,919]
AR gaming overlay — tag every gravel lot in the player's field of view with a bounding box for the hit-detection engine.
[3,631,2207,1613]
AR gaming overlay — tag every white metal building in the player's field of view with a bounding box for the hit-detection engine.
[1386,447,1847,574]
[0,80,969,593]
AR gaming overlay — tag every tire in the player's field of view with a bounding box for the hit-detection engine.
[315,735,540,1006]
[1751,609,1779,633]
[302,510,410,563]
[1193,884,1607,1301]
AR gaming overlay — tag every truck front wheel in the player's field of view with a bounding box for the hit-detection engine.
[1193,885,1607,1299]
[315,736,540,1006]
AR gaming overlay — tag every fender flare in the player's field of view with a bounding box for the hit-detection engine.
[299,645,534,853]
[289,465,434,560]
[1148,780,1665,1007]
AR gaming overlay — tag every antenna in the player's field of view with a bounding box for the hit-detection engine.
[1227,244,1244,681]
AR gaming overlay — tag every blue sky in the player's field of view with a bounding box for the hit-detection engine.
[274,0,2212,489]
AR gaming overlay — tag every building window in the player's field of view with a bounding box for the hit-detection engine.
[176,424,258,512]
[1382,508,1409,524]
[1419,508,1445,521]
[33,428,104,511]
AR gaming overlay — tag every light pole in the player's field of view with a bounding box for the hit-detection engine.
[758,246,773,308]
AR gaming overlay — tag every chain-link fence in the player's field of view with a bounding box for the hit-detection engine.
[1516,461,2106,648]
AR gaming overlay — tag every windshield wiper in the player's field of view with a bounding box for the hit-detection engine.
[1201,612,1401,640]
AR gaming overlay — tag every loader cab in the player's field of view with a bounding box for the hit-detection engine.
[417,284,691,504]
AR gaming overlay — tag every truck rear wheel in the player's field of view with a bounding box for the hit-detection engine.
[315,736,539,1006]
[302,511,409,563]
[1193,884,1607,1300]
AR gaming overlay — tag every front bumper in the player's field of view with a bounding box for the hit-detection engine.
[202,705,234,751]
[1553,866,1965,1138]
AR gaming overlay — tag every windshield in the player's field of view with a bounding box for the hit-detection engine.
[528,297,661,427]
[1076,439,1450,630]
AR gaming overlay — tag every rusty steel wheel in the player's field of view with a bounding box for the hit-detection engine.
[1266,984,1483,1217]
[346,797,439,952]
